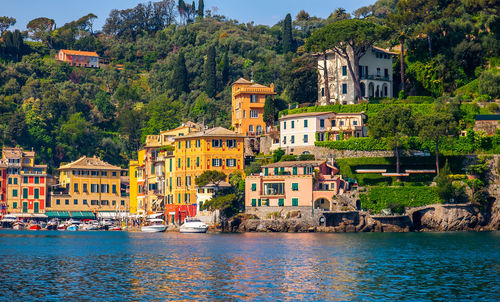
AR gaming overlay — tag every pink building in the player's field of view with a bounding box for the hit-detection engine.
[245,160,346,212]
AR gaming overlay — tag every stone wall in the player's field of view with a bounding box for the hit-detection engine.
[245,206,324,223]
[283,145,394,160]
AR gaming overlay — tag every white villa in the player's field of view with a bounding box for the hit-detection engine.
[317,46,397,105]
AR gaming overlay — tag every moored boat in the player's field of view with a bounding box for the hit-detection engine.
[28,222,41,230]
[141,219,167,233]
[66,224,79,231]
[179,217,209,233]
[46,219,58,230]
[12,221,25,230]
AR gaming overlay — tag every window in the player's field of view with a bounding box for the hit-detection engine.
[304,120,308,128]
[14,178,17,184]
[186,175,191,187]
[65,199,69,205]
[83,200,87,205]
[8,178,11,185]
[291,121,295,129]
[91,171,98,176]
[292,198,299,206]
[112,200,116,206]
[121,200,125,206]
[187,158,190,168]
[23,176,28,184]
[177,177,182,186]
[263,183,284,195]
[243,110,246,118]
[353,120,358,126]
[293,167,298,175]
[74,183,79,193]
[13,202,17,209]
[12,189,17,197]
[151,164,155,174]
[303,135,308,143]
[23,188,28,198]
[342,65,347,76]
[212,159,222,167]
[178,158,181,168]
[304,166,313,175]
[251,183,257,191]
[250,110,258,118]
[283,136,286,145]
[283,121,286,130]
[292,183,299,191]
[320,119,325,128]
[226,159,236,167]
[34,177,39,184]
[384,68,389,78]
[178,141,181,149]
[91,184,98,193]
[251,199,257,207]
[250,95,257,103]
[34,188,39,199]
[212,139,222,148]
[318,132,325,141]
[112,172,117,177]
[196,157,200,167]
[264,168,269,176]
[56,199,60,205]
[83,184,88,193]
[342,83,347,94]
[196,140,201,148]
[91,200,98,205]
[101,172,107,176]
[74,199,78,205]
[112,185,117,194]
[249,125,254,132]
[278,198,284,206]
[376,68,381,76]
[274,167,279,175]
[321,87,325,97]
[291,135,295,144]
[227,139,236,148]
[340,120,345,126]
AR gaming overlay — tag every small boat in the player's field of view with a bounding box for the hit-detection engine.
[179,217,209,233]
[141,219,167,233]
[109,225,122,231]
[1,215,17,228]
[28,222,42,230]
[46,219,58,230]
[66,224,79,231]
[12,221,25,230]
[57,223,67,230]
[81,220,99,231]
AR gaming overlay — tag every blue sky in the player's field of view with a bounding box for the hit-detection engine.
[5,0,376,31]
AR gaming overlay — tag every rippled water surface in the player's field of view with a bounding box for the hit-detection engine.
[0,230,499,301]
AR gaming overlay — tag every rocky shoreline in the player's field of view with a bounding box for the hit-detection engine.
[225,200,500,233]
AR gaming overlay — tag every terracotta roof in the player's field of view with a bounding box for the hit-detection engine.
[60,49,99,57]
[2,147,32,158]
[59,156,121,171]
[263,160,326,168]
[176,127,244,139]
[372,46,398,55]
[233,77,252,85]
[249,83,268,88]
[279,111,334,120]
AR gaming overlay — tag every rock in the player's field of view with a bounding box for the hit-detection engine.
[410,204,486,231]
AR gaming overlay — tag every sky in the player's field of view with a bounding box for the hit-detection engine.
[5,0,376,31]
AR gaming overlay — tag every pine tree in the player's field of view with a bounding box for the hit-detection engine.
[172,51,189,95]
[198,0,204,18]
[204,45,217,98]
[263,95,275,126]
[282,13,293,53]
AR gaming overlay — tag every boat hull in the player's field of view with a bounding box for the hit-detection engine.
[141,225,167,233]
[179,226,209,233]
[66,225,78,231]
[29,225,41,230]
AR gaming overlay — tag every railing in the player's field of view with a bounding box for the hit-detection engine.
[360,75,390,81]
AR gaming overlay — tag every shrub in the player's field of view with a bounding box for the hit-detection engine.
[361,186,440,213]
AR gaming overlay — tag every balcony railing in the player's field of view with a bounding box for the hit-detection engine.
[360,75,390,81]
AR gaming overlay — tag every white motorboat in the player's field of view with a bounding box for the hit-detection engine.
[141,218,167,233]
[1,215,17,223]
[179,217,209,233]
[81,220,99,231]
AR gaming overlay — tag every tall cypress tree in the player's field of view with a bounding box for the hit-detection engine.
[263,95,276,126]
[198,0,204,18]
[282,13,293,53]
[172,51,189,95]
[220,49,229,85]
[204,45,217,98]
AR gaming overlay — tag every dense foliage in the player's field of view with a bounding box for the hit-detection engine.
[359,186,440,214]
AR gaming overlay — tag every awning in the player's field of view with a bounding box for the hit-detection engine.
[147,213,164,219]
[98,212,129,219]
[70,211,96,219]
[46,211,71,219]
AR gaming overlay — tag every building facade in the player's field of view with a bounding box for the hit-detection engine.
[56,49,100,68]
[2,147,48,215]
[47,156,128,218]
[317,46,396,105]
[245,160,346,215]
[167,127,245,223]
[231,78,276,136]
[277,112,367,154]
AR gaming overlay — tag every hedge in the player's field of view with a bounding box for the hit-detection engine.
[360,186,441,214]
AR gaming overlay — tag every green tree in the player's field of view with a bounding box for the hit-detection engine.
[142,96,182,140]
[369,106,414,178]
[0,16,16,34]
[306,19,387,103]
[244,161,262,175]
[172,51,189,95]
[272,148,285,162]
[195,170,227,187]
[197,0,204,18]
[282,13,293,53]
[416,112,457,175]
[263,95,275,126]
[26,17,55,47]
[219,49,229,85]
[204,45,217,97]
[434,160,453,202]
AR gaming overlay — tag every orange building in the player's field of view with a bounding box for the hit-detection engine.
[56,49,100,68]
[231,78,276,136]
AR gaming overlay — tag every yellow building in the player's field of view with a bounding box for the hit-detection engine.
[128,160,139,214]
[172,127,245,207]
[129,122,202,215]
[231,78,276,136]
[48,156,128,218]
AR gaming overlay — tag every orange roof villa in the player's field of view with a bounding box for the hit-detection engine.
[56,49,100,68]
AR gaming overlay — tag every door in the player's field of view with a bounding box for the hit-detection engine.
[34,202,39,213]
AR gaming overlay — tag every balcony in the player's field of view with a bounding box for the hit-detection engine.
[360,75,390,82]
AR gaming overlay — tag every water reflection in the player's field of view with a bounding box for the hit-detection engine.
[0,231,499,301]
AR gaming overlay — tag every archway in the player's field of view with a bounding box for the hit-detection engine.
[368,82,374,98]
[360,82,366,98]
[314,198,331,211]
[375,85,380,97]
[382,83,388,97]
